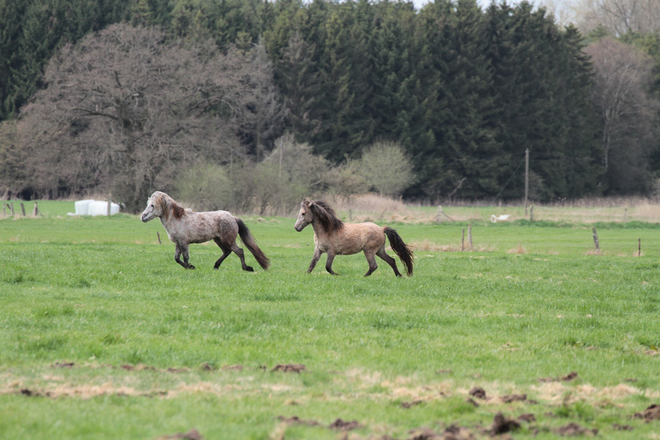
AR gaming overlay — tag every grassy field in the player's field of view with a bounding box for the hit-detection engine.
[1,201,660,439]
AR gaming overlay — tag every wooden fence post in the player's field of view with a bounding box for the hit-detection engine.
[638,238,641,257]
[9,202,14,216]
[530,205,534,222]
[468,223,473,249]
[33,201,39,217]
[461,228,465,251]
[107,194,112,216]
[592,228,600,252]
[20,202,26,216]
[157,231,162,244]
[436,206,455,223]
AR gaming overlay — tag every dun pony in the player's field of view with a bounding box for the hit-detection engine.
[141,191,269,271]
[294,199,413,277]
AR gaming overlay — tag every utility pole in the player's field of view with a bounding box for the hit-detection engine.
[524,148,529,215]
[279,138,284,179]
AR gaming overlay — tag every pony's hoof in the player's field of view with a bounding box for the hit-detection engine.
[245,266,254,272]
[188,265,196,270]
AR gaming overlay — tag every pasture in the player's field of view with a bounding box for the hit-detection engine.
[1,201,660,439]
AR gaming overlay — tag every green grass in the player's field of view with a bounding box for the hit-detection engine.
[1,202,659,439]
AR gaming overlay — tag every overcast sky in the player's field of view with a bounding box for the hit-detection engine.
[410,0,575,26]
[411,0,527,10]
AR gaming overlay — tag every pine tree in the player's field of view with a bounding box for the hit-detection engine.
[0,0,27,120]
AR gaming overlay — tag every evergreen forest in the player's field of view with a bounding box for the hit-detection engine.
[0,0,659,211]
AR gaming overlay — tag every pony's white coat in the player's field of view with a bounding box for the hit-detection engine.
[141,191,269,271]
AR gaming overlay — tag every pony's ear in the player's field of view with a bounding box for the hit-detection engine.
[302,199,311,208]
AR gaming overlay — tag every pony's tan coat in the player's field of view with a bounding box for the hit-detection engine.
[295,199,413,277]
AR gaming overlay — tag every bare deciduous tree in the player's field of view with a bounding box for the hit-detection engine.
[326,159,369,203]
[585,37,659,193]
[575,0,660,35]
[14,24,279,211]
[254,135,329,214]
[360,141,414,197]
[236,38,287,161]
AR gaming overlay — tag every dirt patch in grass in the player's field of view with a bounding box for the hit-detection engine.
[16,383,151,399]
[468,386,487,399]
[271,364,306,373]
[538,371,578,383]
[633,404,660,422]
[401,399,424,408]
[50,362,75,368]
[156,428,203,440]
[501,393,527,403]
[555,423,598,436]
[277,415,320,427]
[329,418,361,431]
[407,425,475,440]
[489,412,520,436]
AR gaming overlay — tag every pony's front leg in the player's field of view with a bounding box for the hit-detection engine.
[175,243,195,269]
[307,248,323,273]
[325,251,339,275]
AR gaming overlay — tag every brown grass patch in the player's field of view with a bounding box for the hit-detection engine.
[410,240,494,252]
[507,243,527,254]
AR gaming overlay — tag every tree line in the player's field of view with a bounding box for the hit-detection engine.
[0,0,658,211]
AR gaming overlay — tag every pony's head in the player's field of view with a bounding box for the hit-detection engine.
[141,191,166,222]
[141,191,186,222]
[294,199,343,233]
[294,199,313,232]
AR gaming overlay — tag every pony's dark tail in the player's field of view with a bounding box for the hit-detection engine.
[384,227,414,276]
[235,218,270,270]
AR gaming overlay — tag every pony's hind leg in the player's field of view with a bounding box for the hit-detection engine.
[363,250,378,277]
[175,243,195,269]
[213,238,232,270]
[376,247,402,277]
[231,243,254,272]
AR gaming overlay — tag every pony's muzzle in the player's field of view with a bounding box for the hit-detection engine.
[140,207,155,222]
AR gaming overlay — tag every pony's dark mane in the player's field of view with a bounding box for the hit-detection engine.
[309,200,344,234]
